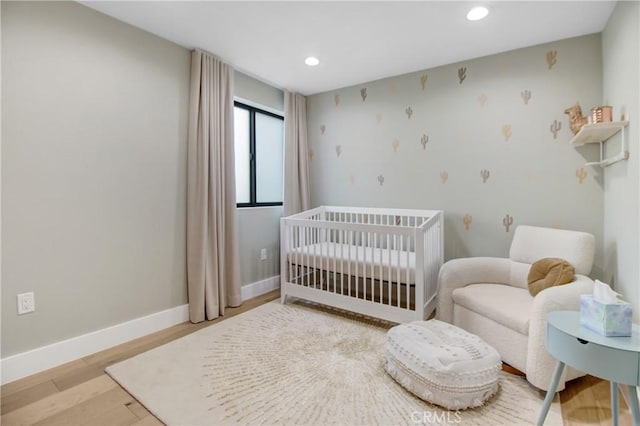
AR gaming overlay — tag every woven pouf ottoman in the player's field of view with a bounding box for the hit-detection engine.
[384,320,501,410]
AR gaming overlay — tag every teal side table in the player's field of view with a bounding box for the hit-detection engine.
[537,310,640,426]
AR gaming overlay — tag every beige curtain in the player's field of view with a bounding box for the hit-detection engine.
[283,91,311,216]
[186,50,241,323]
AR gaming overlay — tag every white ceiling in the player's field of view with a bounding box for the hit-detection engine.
[81,1,616,96]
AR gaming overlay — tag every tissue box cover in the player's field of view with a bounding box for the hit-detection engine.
[580,294,632,337]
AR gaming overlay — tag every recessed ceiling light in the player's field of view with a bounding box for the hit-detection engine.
[305,56,320,66]
[467,6,489,21]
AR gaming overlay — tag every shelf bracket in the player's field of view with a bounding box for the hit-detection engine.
[581,122,629,167]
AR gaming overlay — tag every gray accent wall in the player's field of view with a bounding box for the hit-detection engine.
[1,1,284,358]
[237,207,282,285]
[602,1,639,320]
[233,73,284,286]
[307,35,605,276]
[1,1,191,357]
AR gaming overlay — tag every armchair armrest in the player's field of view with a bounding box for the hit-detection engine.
[526,275,594,390]
[436,257,511,322]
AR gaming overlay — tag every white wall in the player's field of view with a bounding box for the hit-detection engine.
[235,71,284,114]
[1,1,191,357]
[602,1,640,321]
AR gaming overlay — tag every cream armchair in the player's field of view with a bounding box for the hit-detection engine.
[436,225,595,391]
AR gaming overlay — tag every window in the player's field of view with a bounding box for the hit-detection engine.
[234,102,284,207]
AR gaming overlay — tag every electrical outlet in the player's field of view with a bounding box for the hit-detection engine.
[260,248,267,261]
[17,292,35,315]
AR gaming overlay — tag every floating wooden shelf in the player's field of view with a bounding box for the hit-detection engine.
[569,121,630,167]
[569,121,629,145]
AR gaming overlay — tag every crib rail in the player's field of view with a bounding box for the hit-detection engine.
[280,206,443,323]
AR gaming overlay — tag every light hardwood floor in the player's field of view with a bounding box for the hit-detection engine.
[1,290,632,425]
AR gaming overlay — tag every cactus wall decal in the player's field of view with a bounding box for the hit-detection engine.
[360,88,367,102]
[392,138,400,153]
[463,214,472,230]
[375,112,383,124]
[502,124,512,141]
[478,93,487,107]
[389,81,397,92]
[320,124,326,135]
[503,214,514,232]
[334,93,340,106]
[458,67,467,84]
[440,171,449,184]
[550,120,562,139]
[521,90,531,105]
[308,148,314,161]
[421,134,429,150]
[349,175,355,185]
[480,169,490,183]
[377,174,385,186]
[335,145,342,158]
[420,73,428,90]
[576,167,587,184]
[405,107,413,119]
[546,50,557,70]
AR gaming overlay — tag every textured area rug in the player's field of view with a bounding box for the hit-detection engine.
[106,301,562,425]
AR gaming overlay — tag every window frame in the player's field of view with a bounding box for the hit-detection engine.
[234,101,284,208]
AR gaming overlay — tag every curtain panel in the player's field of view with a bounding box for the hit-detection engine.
[186,50,242,323]
[284,91,311,216]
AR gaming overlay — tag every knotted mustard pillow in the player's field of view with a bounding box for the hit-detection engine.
[527,258,575,297]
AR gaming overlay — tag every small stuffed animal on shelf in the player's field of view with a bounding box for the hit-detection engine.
[564,102,589,135]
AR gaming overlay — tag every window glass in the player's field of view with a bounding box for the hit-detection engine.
[233,107,250,204]
[255,113,284,203]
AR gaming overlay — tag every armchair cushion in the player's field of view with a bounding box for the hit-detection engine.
[527,258,575,296]
[452,284,533,335]
[509,260,531,289]
[509,226,595,275]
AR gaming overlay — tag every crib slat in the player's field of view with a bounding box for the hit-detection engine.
[360,232,367,300]
[403,235,409,310]
[340,228,344,295]
[406,235,411,312]
[377,231,382,305]
[386,233,392,307]
[368,231,374,302]
[307,226,312,288]
[304,225,308,288]
[347,229,352,297]
[332,231,337,293]
[292,226,300,288]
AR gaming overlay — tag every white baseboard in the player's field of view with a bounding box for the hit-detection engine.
[241,275,280,301]
[0,276,280,385]
[0,304,189,385]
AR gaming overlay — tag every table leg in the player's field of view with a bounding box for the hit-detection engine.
[610,381,618,426]
[627,386,640,426]
[537,360,565,426]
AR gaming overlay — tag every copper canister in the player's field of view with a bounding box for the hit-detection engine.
[591,106,613,123]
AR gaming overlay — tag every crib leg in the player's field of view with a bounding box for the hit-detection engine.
[281,292,287,304]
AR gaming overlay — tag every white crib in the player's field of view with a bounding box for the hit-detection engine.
[280,206,443,323]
